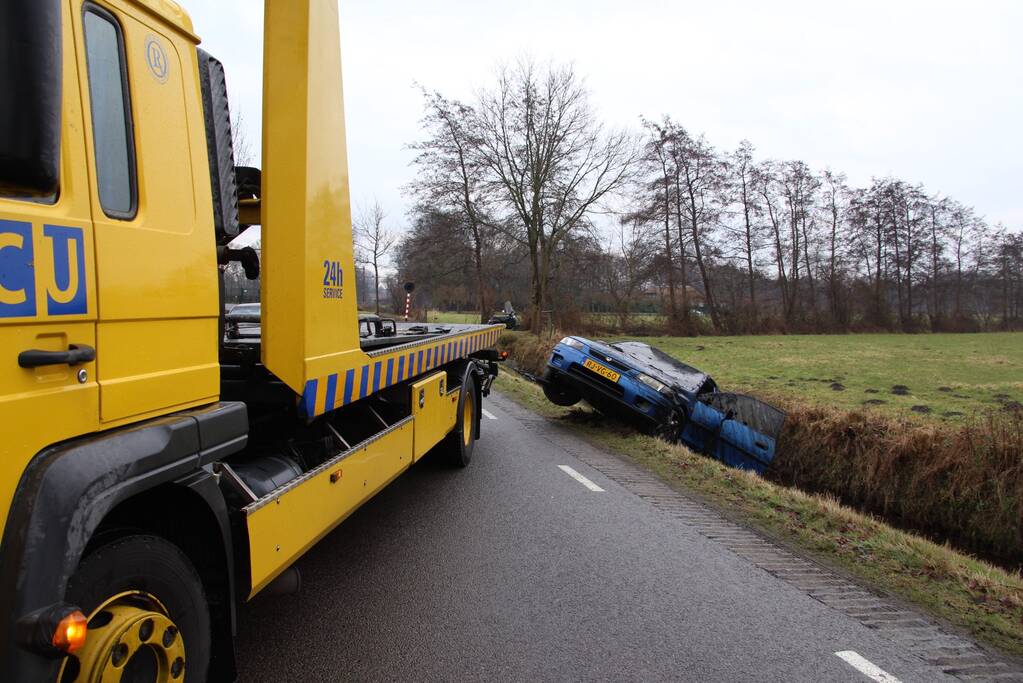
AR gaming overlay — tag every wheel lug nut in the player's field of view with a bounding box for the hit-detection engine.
[111,642,129,667]
[162,625,178,647]
[171,657,185,678]
[139,618,154,642]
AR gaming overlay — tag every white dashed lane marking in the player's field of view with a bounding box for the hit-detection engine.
[834,651,902,683]
[557,465,605,492]
[482,408,497,420]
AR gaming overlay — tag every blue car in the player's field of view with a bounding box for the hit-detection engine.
[542,337,785,474]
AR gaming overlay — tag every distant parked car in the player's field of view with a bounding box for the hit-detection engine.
[224,302,261,339]
[488,301,518,330]
[542,336,785,474]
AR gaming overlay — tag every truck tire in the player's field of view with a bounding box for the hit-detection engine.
[61,535,211,683]
[442,375,478,468]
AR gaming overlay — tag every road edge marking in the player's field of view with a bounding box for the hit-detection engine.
[557,465,605,492]
[835,651,902,683]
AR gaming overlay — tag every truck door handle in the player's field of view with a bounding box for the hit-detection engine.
[18,344,96,368]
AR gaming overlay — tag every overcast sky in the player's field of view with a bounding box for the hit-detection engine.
[189,0,1022,234]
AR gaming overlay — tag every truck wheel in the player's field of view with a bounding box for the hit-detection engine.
[542,380,581,407]
[60,535,211,683]
[443,376,478,468]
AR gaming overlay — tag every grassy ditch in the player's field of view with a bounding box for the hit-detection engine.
[769,397,1023,567]
[492,371,1023,657]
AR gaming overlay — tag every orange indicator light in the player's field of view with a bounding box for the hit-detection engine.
[52,610,88,654]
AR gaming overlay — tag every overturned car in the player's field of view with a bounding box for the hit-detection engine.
[542,336,785,474]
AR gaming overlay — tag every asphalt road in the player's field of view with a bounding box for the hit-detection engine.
[234,392,966,682]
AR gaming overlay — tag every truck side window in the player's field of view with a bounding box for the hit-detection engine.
[83,6,137,219]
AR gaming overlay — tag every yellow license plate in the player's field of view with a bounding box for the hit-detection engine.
[583,358,621,383]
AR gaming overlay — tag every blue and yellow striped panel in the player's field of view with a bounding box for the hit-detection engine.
[299,325,504,418]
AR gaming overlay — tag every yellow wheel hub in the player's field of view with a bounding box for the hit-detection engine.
[59,592,186,683]
[462,393,474,447]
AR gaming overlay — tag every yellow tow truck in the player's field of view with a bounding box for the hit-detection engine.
[0,1,503,679]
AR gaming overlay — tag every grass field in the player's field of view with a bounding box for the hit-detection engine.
[425,310,482,324]
[629,332,1023,421]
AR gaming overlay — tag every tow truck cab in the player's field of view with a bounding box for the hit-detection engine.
[0,1,501,680]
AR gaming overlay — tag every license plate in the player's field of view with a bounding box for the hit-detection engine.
[583,358,621,383]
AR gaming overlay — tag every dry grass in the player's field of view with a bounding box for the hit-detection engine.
[771,397,1023,566]
[498,329,563,377]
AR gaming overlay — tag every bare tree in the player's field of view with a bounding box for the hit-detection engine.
[820,170,849,325]
[407,90,494,323]
[779,161,820,321]
[670,126,723,331]
[601,217,655,328]
[354,201,396,315]
[640,118,681,328]
[726,140,762,331]
[476,59,637,332]
[925,196,951,325]
[755,162,791,324]
[231,104,255,167]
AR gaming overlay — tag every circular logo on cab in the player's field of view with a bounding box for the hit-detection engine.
[145,35,169,83]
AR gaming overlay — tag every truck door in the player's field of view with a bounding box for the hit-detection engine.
[73,2,220,425]
[0,0,99,528]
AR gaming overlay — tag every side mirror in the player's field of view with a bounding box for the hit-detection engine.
[0,0,62,198]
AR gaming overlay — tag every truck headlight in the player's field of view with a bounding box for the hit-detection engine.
[560,337,585,351]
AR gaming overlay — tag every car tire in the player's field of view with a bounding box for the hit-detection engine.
[542,378,581,407]
[63,535,211,683]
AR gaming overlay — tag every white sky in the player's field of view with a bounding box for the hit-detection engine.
[188,0,1023,233]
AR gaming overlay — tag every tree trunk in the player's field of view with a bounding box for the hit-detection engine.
[828,198,840,325]
[689,211,720,331]
[679,240,691,332]
[741,178,757,332]
[372,258,381,315]
[662,174,678,326]
[929,208,941,326]
[874,210,885,323]
[474,236,487,324]
[762,191,789,325]
[800,216,818,318]
[788,205,801,321]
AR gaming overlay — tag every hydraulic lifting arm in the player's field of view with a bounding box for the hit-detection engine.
[260,0,362,395]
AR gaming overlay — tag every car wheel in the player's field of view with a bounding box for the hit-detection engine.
[542,379,581,407]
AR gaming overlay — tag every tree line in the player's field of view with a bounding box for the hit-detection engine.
[393,59,1021,335]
